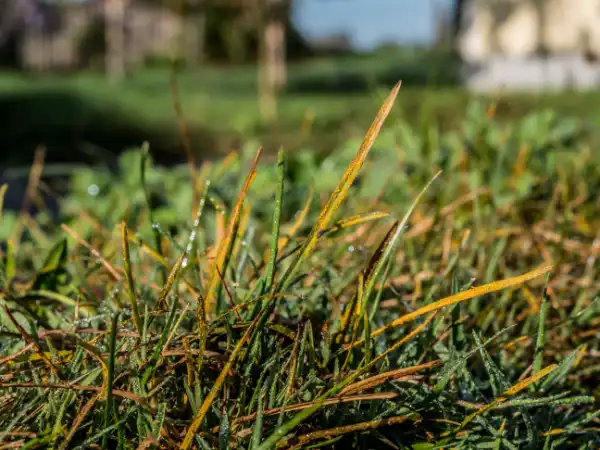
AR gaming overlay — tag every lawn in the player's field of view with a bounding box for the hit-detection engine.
[3,50,600,167]
[1,79,599,448]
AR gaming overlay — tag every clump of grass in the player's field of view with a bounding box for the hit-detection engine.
[1,81,599,450]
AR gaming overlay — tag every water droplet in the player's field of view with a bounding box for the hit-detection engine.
[88,184,99,196]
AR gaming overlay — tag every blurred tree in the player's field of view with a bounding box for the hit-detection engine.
[0,0,61,69]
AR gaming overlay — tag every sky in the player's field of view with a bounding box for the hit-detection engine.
[293,0,453,50]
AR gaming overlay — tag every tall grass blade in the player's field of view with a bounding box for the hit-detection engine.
[277,81,402,292]
[205,148,262,315]
[264,149,285,294]
[102,312,120,448]
[121,221,143,337]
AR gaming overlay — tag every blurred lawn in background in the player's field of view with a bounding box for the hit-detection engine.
[2,50,600,167]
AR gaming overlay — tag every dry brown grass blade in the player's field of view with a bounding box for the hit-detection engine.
[2,305,63,380]
[0,343,35,367]
[61,224,122,282]
[205,147,262,315]
[279,414,414,449]
[10,148,45,246]
[340,360,442,396]
[278,81,402,291]
[0,382,143,404]
[135,434,160,450]
[211,393,399,433]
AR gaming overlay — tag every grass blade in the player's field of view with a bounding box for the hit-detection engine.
[102,312,120,448]
[349,264,553,349]
[180,316,260,449]
[205,147,262,315]
[263,149,285,294]
[277,81,402,292]
[122,221,143,337]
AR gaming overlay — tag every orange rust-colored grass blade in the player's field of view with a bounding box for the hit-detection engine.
[348,264,553,350]
[205,147,262,315]
[278,81,402,291]
[340,360,441,396]
[280,414,414,449]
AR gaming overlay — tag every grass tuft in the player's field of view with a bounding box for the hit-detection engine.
[1,81,599,449]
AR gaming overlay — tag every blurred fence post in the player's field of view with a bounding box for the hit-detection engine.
[267,0,287,91]
[105,0,126,82]
[258,0,287,123]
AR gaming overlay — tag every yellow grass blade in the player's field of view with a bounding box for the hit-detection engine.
[347,264,553,351]
[205,148,262,315]
[156,252,186,309]
[278,81,402,291]
[0,183,7,218]
[458,364,557,430]
[329,211,390,234]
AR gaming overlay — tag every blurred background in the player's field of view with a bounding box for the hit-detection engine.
[1,0,600,193]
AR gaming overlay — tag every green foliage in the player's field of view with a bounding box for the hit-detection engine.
[0,94,599,449]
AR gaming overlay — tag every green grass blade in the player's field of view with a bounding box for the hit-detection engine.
[263,149,285,294]
[121,222,143,337]
[102,312,120,449]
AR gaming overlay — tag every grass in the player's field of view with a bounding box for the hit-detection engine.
[1,79,600,449]
[4,50,600,166]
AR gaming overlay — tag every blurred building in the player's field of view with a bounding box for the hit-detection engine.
[455,0,600,91]
[0,0,310,73]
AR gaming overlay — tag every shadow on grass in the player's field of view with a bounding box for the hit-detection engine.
[0,88,230,215]
[0,88,225,168]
